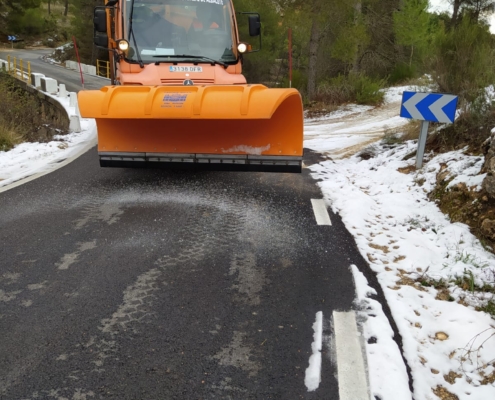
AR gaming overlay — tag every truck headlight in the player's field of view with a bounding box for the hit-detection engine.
[237,43,248,53]
[117,39,129,52]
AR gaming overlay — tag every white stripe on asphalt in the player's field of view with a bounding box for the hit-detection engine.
[311,199,332,225]
[305,311,323,391]
[333,311,370,400]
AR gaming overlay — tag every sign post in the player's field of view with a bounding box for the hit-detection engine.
[7,36,17,49]
[400,92,458,169]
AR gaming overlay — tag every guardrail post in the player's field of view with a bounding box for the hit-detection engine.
[40,77,59,94]
[69,92,78,107]
[31,73,45,88]
[69,115,82,133]
[58,83,67,98]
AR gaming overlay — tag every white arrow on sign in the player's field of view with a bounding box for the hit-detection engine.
[402,93,429,120]
[429,94,456,123]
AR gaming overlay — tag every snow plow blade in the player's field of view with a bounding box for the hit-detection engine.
[78,85,303,173]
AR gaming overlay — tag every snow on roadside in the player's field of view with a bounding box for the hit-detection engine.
[0,65,96,188]
[305,93,495,398]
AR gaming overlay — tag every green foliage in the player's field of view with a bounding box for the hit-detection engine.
[0,73,39,149]
[281,69,307,91]
[353,74,385,105]
[6,1,59,36]
[0,120,22,152]
[316,73,385,106]
[477,300,495,317]
[393,0,431,66]
[331,19,369,66]
[388,63,417,84]
[429,99,495,152]
[23,8,46,34]
[432,16,495,101]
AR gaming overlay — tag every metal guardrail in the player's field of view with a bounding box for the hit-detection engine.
[5,55,31,83]
[96,59,110,79]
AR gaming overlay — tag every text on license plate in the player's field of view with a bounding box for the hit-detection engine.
[169,66,203,72]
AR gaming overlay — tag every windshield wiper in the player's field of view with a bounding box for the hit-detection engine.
[153,55,228,68]
[128,0,144,68]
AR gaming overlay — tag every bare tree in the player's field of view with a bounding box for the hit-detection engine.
[465,0,495,22]
[307,0,324,100]
[450,0,495,25]
[351,0,362,74]
[451,0,465,26]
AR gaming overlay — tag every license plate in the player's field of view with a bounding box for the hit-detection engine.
[169,66,203,72]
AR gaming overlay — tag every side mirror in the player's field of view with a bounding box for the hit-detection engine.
[94,33,108,47]
[248,15,261,37]
[94,9,107,33]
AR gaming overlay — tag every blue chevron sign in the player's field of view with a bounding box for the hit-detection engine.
[7,35,16,41]
[400,92,458,124]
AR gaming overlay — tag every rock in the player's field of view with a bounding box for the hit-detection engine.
[487,157,495,172]
[482,175,495,197]
[482,130,495,199]
[437,168,450,184]
[481,218,495,240]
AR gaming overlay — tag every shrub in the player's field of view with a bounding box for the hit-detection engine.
[13,42,26,49]
[316,75,354,104]
[432,17,495,102]
[0,73,41,143]
[353,74,385,105]
[389,63,417,85]
[0,120,23,152]
[316,74,385,106]
[428,99,495,153]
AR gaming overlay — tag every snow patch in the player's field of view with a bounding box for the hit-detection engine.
[222,144,270,155]
[305,311,323,392]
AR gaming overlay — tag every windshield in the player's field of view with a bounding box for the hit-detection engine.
[124,0,236,64]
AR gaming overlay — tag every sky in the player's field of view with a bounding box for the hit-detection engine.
[430,0,495,33]
[1,61,495,398]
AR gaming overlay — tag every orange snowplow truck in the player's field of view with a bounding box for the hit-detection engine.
[78,0,303,172]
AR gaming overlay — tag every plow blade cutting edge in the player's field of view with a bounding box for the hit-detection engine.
[78,85,304,172]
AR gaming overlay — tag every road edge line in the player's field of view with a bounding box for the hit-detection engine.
[333,310,370,400]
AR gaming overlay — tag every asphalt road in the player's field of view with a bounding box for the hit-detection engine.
[0,50,375,399]
[0,47,108,91]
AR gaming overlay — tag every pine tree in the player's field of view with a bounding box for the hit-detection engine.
[393,0,431,66]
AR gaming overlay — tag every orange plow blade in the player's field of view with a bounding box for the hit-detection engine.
[78,85,303,172]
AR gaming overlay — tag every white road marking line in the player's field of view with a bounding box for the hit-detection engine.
[305,311,323,392]
[333,311,370,400]
[311,199,332,226]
